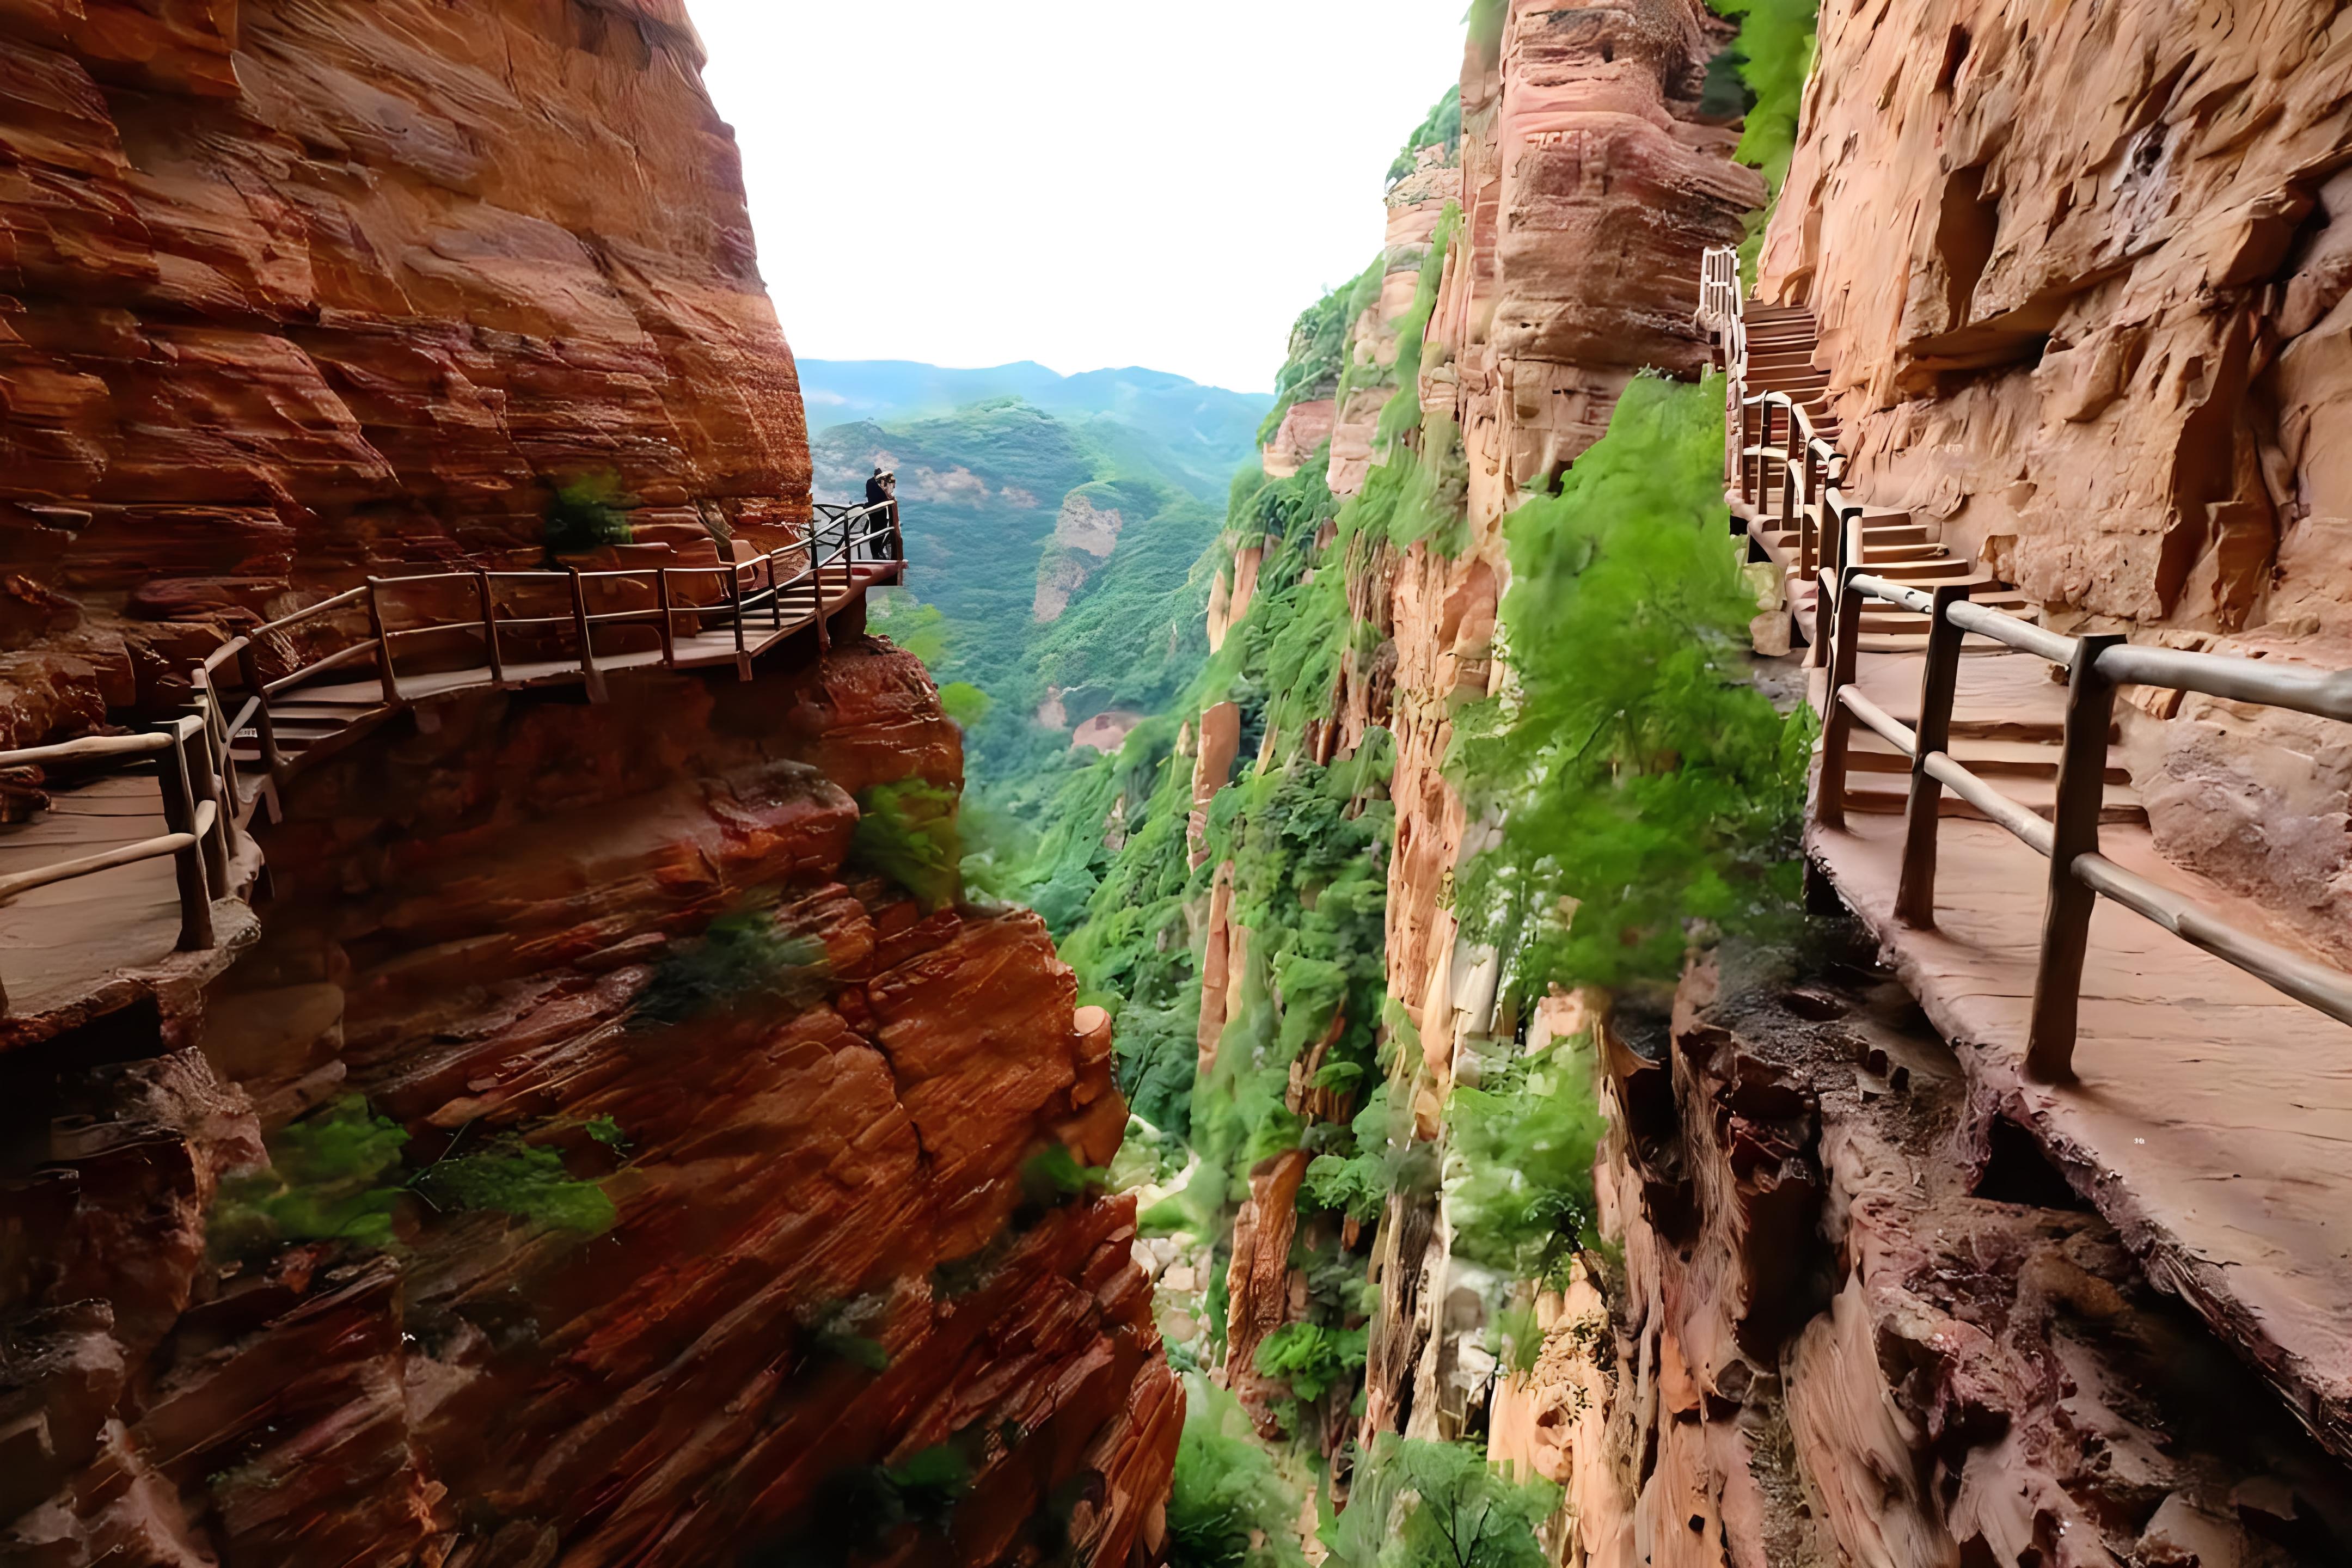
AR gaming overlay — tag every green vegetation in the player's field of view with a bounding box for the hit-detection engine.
[633,911,828,1028]
[1450,374,1809,1001]
[851,779,965,912]
[543,470,635,557]
[1253,1321,1368,1405]
[1708,0,1821,273]
[413,1138,617,1234]
[1445,1039,1609,1287]
[1321,1438,1558,1568]
[1167,1377,1308,1568]
[209,1094,620,1255]
[1258,263,1379,445]
[1388,85,1462,185]
[210,1095,410,1254]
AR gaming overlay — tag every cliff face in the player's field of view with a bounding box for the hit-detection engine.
[0,0,809,745]
[0,7,1178,1564]
[1760,0,2352,952]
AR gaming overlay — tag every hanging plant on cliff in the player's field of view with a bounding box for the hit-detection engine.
[852,779,966,912]
[1450,374,1810,1000]
[542,469,636,558]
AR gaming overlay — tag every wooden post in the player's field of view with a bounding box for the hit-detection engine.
[1810,569,1833,670]
[236,640,286,791]
[568,567,609,703]
[727,562,752,682]
[364,580,401,706]
[1895,583,1973,928]
[476,569,505,687]
[1815,568,1866,832]
[654,569,677,667]
[156,720,215,952]
[177,714,230,894]
[2025,634,2126,1083]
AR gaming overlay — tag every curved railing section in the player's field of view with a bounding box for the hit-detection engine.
[0,499,902,1008]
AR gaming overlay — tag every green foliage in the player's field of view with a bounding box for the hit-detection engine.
[634,911,828,1028]
[938,681,991,727]
[804,1297,892,1373]
[1708,0,1821,275]
[543,470,635,556]
[1302,1083,1429,1223]
[585,1116,629,1150]
[1488,1298,1545,1379]
[1168,1377,1308,1568]
[1253,1322,1369,1405]
[868,595,950,664]
[210,1095,409,1255]
[413,1138,617,1234]
[1450,375,1810,1001]
[1256,261,1380,445]
[852,779,965,912]
[1446,1040,1608,1287]
[1321,1437,1558,1568]
[1388,85,1462,185]
[1019,1143,1108,1209]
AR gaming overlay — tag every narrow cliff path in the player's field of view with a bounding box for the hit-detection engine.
[1733,301,2352,1461]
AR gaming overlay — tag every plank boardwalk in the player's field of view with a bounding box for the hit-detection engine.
[0,554,900,1034]
[0,773,182,1018]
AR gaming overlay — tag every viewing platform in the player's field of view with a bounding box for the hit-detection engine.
[0,503,904,1051]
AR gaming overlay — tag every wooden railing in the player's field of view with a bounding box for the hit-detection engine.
[0,499,901,1008]
[1699,244,2352,1082]
[1819,571,2352,1080]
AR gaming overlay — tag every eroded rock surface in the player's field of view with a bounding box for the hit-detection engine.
[1511,938,2352,1567]
[0,0,811,746]
[1,640,1181,1567]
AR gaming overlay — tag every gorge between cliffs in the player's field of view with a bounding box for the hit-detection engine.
[9,3,2352,1568]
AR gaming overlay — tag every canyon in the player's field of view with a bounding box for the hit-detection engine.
[0,4,1175,1566]
[8,0,2352,1565]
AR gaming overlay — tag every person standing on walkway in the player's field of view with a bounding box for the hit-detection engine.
[864,465,900,561]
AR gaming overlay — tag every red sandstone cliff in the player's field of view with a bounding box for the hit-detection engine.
[0,7,1178,1565]
[0,0,811,746]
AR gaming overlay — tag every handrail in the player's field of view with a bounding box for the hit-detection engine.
[1822,567,2352,1079]
[1702,243,2352,1085]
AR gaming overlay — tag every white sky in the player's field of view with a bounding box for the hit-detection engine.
[691,1,1469,395]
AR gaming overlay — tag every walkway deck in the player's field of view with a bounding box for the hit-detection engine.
[0,773,182,1020]
[1816,810,2352,1452]
[0,548,901,1042]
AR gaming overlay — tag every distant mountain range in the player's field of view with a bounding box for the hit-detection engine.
[798,360,1271,499]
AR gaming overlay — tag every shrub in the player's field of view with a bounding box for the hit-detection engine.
[209,1095,409,1255]
[1450,374,1811,1002]
[1445,1041,1609,1287]
[1253,1321,1369,1405]
[543,470,635,557]
[1167,1377,1307,1568]
[412,1139,617,1235]
[1321,1437,1558,1568]
[852,779,965,912]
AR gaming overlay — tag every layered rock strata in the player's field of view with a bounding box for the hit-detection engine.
[0,0,811,748]
[1487,938,2352,1567]
[2,640,1180,1567]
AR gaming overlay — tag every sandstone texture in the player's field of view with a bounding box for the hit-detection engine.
[1498,940,2352,1567]
[1032,494,1124,623]
[0,0,811,748]
[2,640,1180,1567]
[1759,0,2352,953]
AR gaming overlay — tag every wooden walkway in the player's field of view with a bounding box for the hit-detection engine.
[0,773,183,1020]
[1707,271,2352,1458]
[0,534,902,1042]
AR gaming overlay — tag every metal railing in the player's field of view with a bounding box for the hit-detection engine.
[0,500,902,1005]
